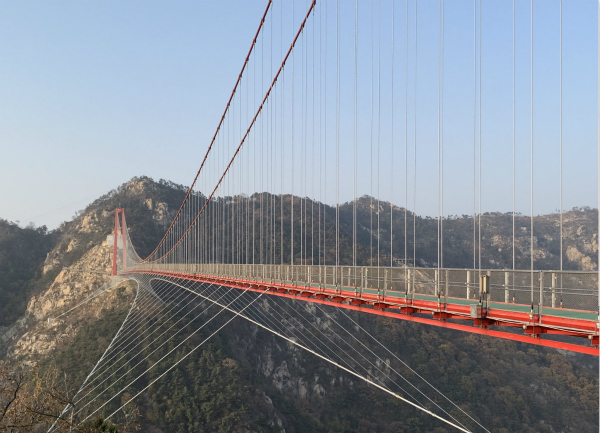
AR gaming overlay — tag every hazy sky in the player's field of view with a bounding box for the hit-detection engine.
[0,0,597,229]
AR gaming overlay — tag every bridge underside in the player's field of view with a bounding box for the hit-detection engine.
[122,264,599,356]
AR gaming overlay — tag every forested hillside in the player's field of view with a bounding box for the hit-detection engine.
[0,220,56,327]
[0,176,598,432]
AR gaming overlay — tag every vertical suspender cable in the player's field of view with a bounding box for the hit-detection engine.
[354,0,358,269]
[559,0,563,274]
[440,0,447,268]
[292,0,295,267]
[413,0,417,280]
[513,0,516,288]
[312,7,315,266]
[377,0,381,269]
[560,0,564,306]
[473,0,477,273]
[280,0,284,266]
[404,0,408,287]
[300,14,304,266]
[391,0,395,269]
[597,0,600,387]
[531,0,534,308]
[270,10,274,265]
[324,0,327,266]
[371,0,374,266]
[319,0,322,266]
[438,0,441,279]
[336,0,340,271]
[479,0,482,278]
[253,45,257,266]
[301,15,304,266]
[261,28,265,266]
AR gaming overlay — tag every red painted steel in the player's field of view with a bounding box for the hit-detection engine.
[111,210,119,276]
[123,269,599,356]
[112,208,125,275]
[121,210,127,270]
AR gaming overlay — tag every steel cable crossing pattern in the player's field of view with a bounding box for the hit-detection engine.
[47,278,143,433]
[88,276,468,431]
[78,276,480,428]
[229,287,477,432]
[75,280,245,416]
[58,1,599,431]
[73,281,225,404]
[70,276,227,408]
[80,281,266,424]
[210,286,473,430]
[117,277,477,432]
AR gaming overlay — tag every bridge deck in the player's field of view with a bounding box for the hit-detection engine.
[122,263,599,356]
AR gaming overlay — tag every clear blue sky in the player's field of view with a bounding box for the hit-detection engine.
[0,0,597,229]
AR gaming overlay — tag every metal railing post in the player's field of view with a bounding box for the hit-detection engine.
[361,267,365,295]
[539,271,544,318]
[551,272,556,308]
[319,266,322,290]
[445,269,449,305]
[383,268,388,299]
[504,271,509,304]
[346,267,350,292]
[466,270,471,300]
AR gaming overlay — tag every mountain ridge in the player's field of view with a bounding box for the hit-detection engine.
[0,176,598,432]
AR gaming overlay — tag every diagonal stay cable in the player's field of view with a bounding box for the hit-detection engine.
[80,278,210,380]
[295,298,480,431]
[73,279,216,398]
[75,281,239,411]
[335,307,489,432]
[47,278,142,433]
[82,277,197,380]
[101,286,271,423]
[53,280,116,320]
[167,278,472,432]
[78,282,260,421]
[262,295,454,422]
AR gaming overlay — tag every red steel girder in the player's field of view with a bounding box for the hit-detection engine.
[124,270,599,356]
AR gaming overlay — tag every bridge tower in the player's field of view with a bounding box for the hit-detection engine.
[111,208,126,276]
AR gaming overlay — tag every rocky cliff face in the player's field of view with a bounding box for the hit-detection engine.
[0,177,597,432]
[0,176,180,361]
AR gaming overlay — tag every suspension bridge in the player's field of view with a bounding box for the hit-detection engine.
[50,1,599,431]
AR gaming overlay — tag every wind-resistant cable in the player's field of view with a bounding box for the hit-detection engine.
[47,280,143,433]
[165,283,473,433]
[91,284,268,424]
[75,281,240,414]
